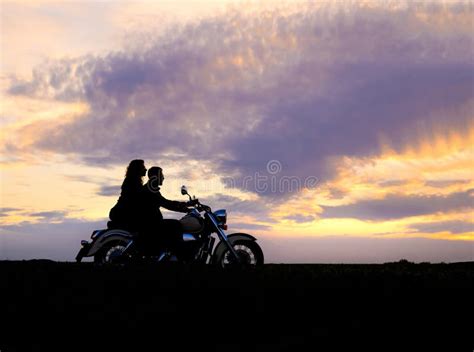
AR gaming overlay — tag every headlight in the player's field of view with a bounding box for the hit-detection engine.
[214,209,227,225]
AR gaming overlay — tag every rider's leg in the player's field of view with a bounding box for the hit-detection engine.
[160,219,184,259]
[135,219,163,255]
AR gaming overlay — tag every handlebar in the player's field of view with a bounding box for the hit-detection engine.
[186,198,211,213]
[196,202,211,213]
[182,188,211,213]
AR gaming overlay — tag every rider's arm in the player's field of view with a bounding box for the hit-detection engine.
[157,192,190,213]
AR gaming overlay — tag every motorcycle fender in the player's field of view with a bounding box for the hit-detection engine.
[85,230,134,257]
[211,233,257,263]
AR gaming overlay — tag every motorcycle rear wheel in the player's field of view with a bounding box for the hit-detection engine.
[94,239,131,265]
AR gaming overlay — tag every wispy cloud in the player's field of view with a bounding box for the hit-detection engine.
[96,185,121,197]
[28,211,68,221]
[284,214,317,223]
[410,220,474,235]
[320,189,474,221]
[230,222,272,231]
[0,207,22,217]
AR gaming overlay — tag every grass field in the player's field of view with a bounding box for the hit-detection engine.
[1,260,473,351]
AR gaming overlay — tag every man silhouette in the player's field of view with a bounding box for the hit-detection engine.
[138,166,198,256]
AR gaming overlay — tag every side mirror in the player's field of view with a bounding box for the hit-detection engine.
[181,185,188,196]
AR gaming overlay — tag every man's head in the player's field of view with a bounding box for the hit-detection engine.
[148,166,164,189]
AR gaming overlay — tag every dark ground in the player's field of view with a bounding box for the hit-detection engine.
[1,260,473,351]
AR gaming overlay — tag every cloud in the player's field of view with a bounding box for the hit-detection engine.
[63,175,106,184]
[284,214,316,223]
[204,193,274,222]
[5,1,473,201]
[229,222,271,231]
[0,208,22,217]
[28,211,68,221]
[0,207,70,224]
[97,185,121,197]
[1,209,69,222]
[320,189,474,221]
[378,180,410,188]
[425,180,471,188]
[410,221,474,235]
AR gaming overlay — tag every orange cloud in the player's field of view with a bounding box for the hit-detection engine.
[267,121,474,240]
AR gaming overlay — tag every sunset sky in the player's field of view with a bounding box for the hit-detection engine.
[1,0,473,262]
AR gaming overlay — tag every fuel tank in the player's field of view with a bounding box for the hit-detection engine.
[179,213,204,233]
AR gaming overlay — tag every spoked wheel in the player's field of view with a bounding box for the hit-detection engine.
[94,240,131,265]
[218,240,264,268]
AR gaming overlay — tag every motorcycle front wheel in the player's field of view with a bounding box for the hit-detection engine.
[215,240,264,268]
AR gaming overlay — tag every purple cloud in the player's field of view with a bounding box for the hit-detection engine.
[0,207,22,217]
[29,211,68,221]
[410,220,473,235]
[96,185,121,197]
[425,180,471,188]
[320,189,474,221]
[229,222,271,231]
[284,214,316,223]
[7,2,473,200]
[203,193,274,222]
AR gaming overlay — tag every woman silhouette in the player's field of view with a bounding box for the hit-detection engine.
[108,159,147,231]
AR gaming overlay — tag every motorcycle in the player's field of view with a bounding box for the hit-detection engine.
[76,185,264,267]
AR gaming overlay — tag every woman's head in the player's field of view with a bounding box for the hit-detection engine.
[125,159,147,182]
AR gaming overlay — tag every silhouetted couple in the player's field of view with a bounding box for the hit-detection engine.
[108,159,198,256]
